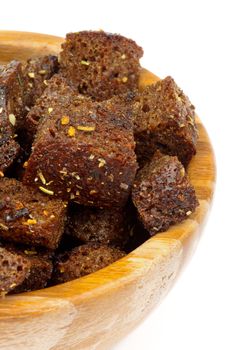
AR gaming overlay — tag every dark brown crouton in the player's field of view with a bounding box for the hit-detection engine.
[0,138,20,174]
[60,31,143,101]
[0,178,67,249]
[0,60,24,126]
[0,246,30,296]
[12,248,53,293]
[53,243,125,284]
[133,77,198,167]
[66,206,131,248]
[25,74,90,140]
[1,56,59,131]
[0,61,23,172]
[23,97,137,207]
[132,151,199,235]
[0,245,52,295]
[22,55,59,113]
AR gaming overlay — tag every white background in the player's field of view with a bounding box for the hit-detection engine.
[1,1,231,349]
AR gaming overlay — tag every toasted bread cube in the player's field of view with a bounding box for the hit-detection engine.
[66,206,131,248]
[0,178,67,249]
[60,31,143,100]
[0,245,52,295]
[26,74,90,140]
[134,77,198,166]
[0,61,23,172]
[22,55,59,112]
[0,246,30,295]
[0,60,24,127]
[53,243,125,284]
[132,151,199,235]
[0,138,20,174]
[23,97,137,207]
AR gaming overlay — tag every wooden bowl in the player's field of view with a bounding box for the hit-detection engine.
[0,31,216,350]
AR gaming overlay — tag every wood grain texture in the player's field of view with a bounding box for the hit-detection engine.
[0,31,216,350]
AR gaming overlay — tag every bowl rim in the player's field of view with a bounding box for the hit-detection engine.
[0,31,216,311]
